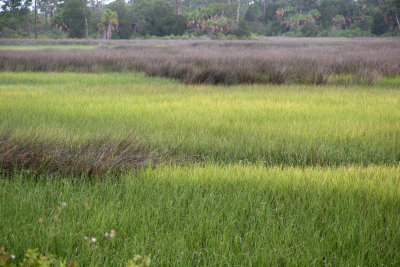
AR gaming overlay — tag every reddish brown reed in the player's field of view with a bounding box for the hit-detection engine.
[0,130,155,178]
[0,39,399,84]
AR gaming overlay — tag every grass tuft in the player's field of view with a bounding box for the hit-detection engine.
[0,130,155,178]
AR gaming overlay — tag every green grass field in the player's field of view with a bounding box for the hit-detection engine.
[1,72,399,165]
[1,72,400,266]
[2,166,400,266]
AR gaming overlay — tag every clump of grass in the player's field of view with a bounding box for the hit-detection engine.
[0,130,155,178]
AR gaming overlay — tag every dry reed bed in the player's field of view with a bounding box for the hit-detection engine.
[1,39,400,84]
[0,131,155,177]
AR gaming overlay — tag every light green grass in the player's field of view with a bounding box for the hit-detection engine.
[1,165,400,266]
[1,72,399,165]
[0,45,99,50]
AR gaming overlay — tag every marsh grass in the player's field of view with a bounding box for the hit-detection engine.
[0,130,155,178]
[1,165,400,266]
[0,65,400,265]
[1,72,399,167]
[0,39,399,85]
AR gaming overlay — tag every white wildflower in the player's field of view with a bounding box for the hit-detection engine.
[109,229,116,238]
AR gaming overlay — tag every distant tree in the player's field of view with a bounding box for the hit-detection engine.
[378,0,400,32]
[98,8,118,39]
[23,0,32,38]
[187,6,229,36]
[320,3,337,28]
[59,0,87,38]
[108,0,132,38]
[371,11,388,35]
[169,0,185,14]
[301,21,317,36]
[244,2,262,22]
[230,19,250,36]
[131,0,187,36]
[0,0,33,37]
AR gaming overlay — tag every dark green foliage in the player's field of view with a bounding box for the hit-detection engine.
[157,13,187,36]
[131,0,187,37]
[355,15,373,31]
[244,3,263,22]
[0,0,31,36]
[371,11,389,35]
[320,4,337,28]
[301,22,318,36]
[230,20,251,37]
[108,0,132,39]
[58,0,86,38]
[1,0,400,38]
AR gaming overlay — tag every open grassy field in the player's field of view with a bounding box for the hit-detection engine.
[0,39,400,266]
[1,72,399,166]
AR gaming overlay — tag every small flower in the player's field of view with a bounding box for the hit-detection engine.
[105,232,109,237]
[10,254,15,259]
[84,236,89,241]
[109,229,116,238]
[61,202,67,207]
[38,218,43,224]
[90,237,97,243]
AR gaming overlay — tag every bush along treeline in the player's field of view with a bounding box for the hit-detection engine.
[0,0,399,39]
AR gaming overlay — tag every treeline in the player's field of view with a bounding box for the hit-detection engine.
[1,0,399,39]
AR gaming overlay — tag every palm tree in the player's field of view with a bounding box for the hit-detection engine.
[99,9,118,39]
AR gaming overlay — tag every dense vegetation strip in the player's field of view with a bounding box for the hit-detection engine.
[1,0,399,39]
[1,39,400,85]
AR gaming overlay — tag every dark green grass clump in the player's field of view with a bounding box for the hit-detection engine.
[0,130,155,178]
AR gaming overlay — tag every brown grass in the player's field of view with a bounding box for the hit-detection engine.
[1,38,399,84]
[0,130,156,178]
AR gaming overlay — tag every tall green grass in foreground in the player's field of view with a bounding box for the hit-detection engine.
[1,166,399,266]
[1,72,400,266]
[1,72,399,165]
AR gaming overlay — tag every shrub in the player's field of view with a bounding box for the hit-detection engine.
[192,29,204,37]
[229,20,251,38]
[136,1,187,37]
[226,34,239,39]
[301,22,318,37]
[371,12,389,35]
[236,20,251,37]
